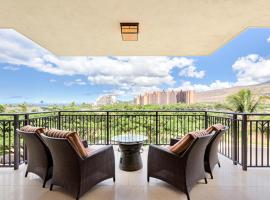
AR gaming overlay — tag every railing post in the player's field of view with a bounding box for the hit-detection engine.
[204,111,208,129]
[241,114,248,171]
[13,114,19,170]
[106,111,110,145]
[24,114,30,126]
[57,111,61,129]
[23,114,29,163]
[232,113,238,165]
[155,111,159,145]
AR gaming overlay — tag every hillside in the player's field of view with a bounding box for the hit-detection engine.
[196,82,270,103]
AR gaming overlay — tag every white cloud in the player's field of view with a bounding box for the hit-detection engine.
[0,29,205,95]
[64,79,86,87]
[179,65,205,78]
[171,80,232,92]
[7,29,270,98]
[3,65,19,71]
[267,36,270,43]
[232,54,270,86]
[174,53,270,93]
[49,79,57,83]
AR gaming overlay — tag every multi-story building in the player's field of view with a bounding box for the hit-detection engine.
[134,90,195,105]
[96,95,117,106]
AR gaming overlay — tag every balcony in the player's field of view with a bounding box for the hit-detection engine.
[0,110,270,199]
[1,146,270,200]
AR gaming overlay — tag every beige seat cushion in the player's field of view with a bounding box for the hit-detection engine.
[20,125,44,134]
[45,129,89,158]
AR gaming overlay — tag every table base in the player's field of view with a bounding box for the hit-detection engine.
[119,143,143,171]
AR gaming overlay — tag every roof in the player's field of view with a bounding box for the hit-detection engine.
[1,0,270,56]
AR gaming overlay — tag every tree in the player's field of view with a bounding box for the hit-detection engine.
[226,89,264,113]
[0,104,5,113]
[18,103,28,113]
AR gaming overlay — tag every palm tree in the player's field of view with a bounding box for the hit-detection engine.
[226,89,264,113]
[226,89,270,137]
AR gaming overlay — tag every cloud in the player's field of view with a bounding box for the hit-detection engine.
[232,54,270,86]
[7,29,269,98]
[179,65,205,78]
[174,52,270,92]
[49,79,57,83]
[3,65,19,71]
[174,53,270,93]
[170,80,232,92]
[267,36,270,43]
[7,95,26,99]
[64,79,86,87]
[0,29,205,95]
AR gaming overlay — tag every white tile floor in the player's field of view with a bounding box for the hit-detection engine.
[1,146,270,200]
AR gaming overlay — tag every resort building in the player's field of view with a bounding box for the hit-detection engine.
[134,90,195,105]
[96,95,117,106]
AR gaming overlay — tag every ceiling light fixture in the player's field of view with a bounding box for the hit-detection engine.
[120,22,139,41]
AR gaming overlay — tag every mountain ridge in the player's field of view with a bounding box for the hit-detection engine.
[196,82,270,103]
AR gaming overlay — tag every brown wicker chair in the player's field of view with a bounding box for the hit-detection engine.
[170,127,229,179]
[41,134,115,200]
[148,134,213,200]
[204,127,228,179]
[17,129,53,188]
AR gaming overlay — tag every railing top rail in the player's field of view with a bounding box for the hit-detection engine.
[244,113,270,116]
[205,110,236,115]
[0,109,270,116]
[0,111,58,116]
[0,113,17,116]
[59,110,207,113]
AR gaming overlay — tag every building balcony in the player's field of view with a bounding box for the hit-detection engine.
[0,110,270,199]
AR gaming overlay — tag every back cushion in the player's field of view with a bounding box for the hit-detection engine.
[20,125,44,134]
[45,129,89,158]
[169,129,210,154]
[206,124,225,134]
[169,133,195,154]
[190,130,209,138]
[45,129,75,138]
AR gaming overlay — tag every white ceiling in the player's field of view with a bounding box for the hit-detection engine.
[1,0,270,56]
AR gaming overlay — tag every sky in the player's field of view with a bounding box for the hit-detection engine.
[0,28,270,104]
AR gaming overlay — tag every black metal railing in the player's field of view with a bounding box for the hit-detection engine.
[0,110,270,170]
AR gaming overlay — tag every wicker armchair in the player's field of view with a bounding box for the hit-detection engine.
[148,134,213,200]
[204,127,228,178]
[17,129,53,188]
[170,127,228,179]
[41,134,115,200]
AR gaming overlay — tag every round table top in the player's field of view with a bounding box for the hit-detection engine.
[111,134,148,144]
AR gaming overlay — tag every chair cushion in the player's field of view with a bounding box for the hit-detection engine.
[45,129,89,158]
[20,125,44,134]
[169,130,209,154]
[190,130,209,138]
[206,124,225,133]
[169,133,194,154]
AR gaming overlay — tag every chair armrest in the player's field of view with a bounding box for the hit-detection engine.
[148,144,180,161]
[148,145,183,178]
[82,145,115,170]
[80,145,115,190]
[170,138,181,146]
[81,140,88,148]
